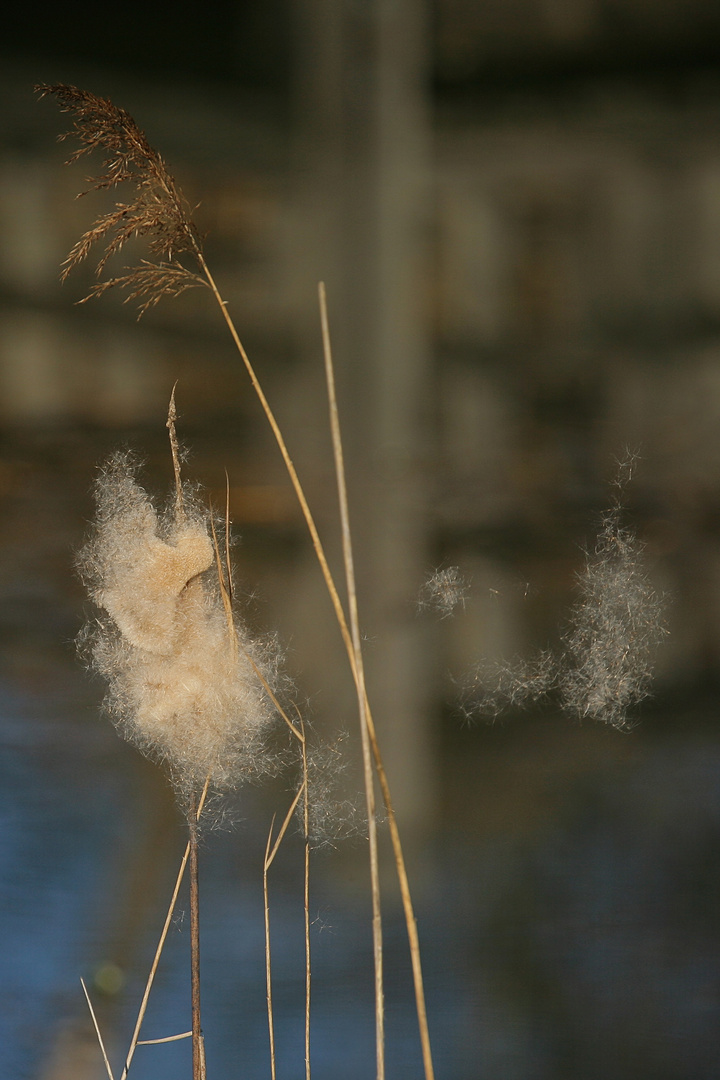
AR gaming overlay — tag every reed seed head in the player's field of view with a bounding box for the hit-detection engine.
[36,83,207,313]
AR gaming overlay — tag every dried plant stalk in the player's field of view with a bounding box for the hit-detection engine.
[189,792,203,1080]
[319,283,435,1080]
[318,285,384,1078]
[302,725,312,1080]
[80,978,115,1080]
[264,784,307,1080]
[119,776,210,1080]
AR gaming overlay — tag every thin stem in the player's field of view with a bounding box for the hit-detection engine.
[196,254,355,668]
[301,724,311,1080]
[80,978,115,1080]
[119,777,210,1080]
[263,782,306,1080]
[137,1032,192,1045]
[364,714,435,1080]
[264,819,277,1080]
[318,283,384,1079]
[224,469,233,602]
[319,283,435,1080]
[189,792,203,1080]
[196,257,434,1080]
[119,845,189,1080]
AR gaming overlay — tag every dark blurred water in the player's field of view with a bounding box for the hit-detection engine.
[5,696,720,1079]
[2,429,720,1080]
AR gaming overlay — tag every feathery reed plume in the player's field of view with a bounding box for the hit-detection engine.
[77,448,281,796]
[35,83,207,312]
[462,460,666,730]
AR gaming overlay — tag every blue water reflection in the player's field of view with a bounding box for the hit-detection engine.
[2,566,720,1078]
[0,699,126,1079]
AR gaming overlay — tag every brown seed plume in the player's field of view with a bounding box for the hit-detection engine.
[36,83,207,313]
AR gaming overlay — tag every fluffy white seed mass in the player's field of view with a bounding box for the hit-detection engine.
[78,452,279,793]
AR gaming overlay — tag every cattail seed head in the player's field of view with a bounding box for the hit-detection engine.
[78,452,280,795]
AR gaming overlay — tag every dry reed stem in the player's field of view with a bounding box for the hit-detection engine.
[189,792,203,1080]
[204,268,434,1080]
[264,782,307,1080]
[171,389,205,1080]
[301,719,311,1080]
[195,255,356,662]
[212,472,304,744]
[265,784,307,875]
[367,729,434,1080]
[80,978,115,1080]
[202,259,436,1080]
[210,477,304,746]
[319,283,435,1080]
[237,631,303,744]
[263,820,278,1080]
[166,383,185,524]
[193,254,389,1078]
[119,776,210,1080]
[318,283,384,1079]
[137,1032,192,1045]
[209,512,237,658]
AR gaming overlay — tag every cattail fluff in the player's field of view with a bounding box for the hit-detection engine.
[461,496,665,730]
[558,507,665,730]
[417,566,470,619]
[77,452,279,794]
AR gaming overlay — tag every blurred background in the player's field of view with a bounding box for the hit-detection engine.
[2,2,720,1078]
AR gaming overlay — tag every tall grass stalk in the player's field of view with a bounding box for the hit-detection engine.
[168,384,206,1080]
[318,281,384,1074]
[301,722,312,1080]
[318,283,434,1080]
[119,776,209,1080]
[80,978,115,1080]
[263,782,307,1080]
[188,792,204,1080]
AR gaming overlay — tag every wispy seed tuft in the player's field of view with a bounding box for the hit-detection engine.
[558,506,666,730]
[461,464,666,731]
[417,566,470,619]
